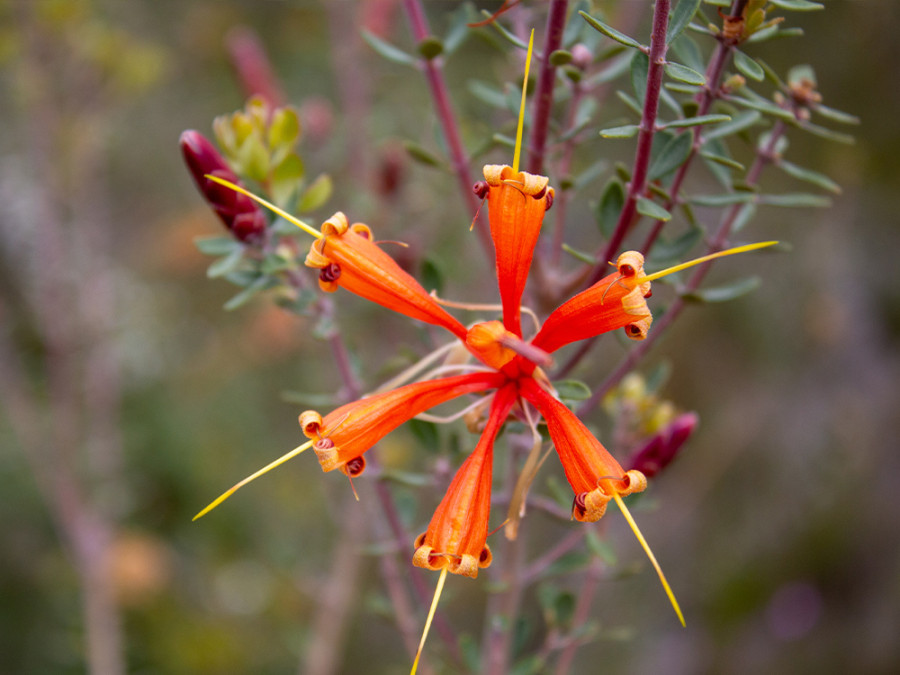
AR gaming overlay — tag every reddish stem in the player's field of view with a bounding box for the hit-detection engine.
[527,0,569,176]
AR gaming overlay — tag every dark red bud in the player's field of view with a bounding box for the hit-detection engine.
[473,181,489,200]
[180,130,267,244]
[626,412,698,478]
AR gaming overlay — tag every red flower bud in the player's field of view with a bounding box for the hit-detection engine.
[627,412,698,478]
[179,130,267,244]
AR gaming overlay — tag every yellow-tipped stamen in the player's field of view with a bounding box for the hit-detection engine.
[203,174,322,240]
[410,566,448,675]
[640,241,778,283]
[192,440,314,521]
[611,491,685,627]
[511,29,534,174]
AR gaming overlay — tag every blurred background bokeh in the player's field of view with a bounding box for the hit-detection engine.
[1,1,898,673]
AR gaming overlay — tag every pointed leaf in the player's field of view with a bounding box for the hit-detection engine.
[732,203,757,233]
[635,196,672,222]
[682,276,761,303]
[768,0,823,10]
[799,122,855,145]
[758,193,831,208]
[594,178,625,239]
[206,247,245,278]
[660,113,731,129]
[468,80,508,109]
[733,50,764,81]
[361,30,418,67]
[812,104,860,126]
[580,11,646,50]
[665,61,705,85]
[690,192,754,207]
[195,236,240,256]
[649,130,693,180]
[649,225,703,262]
[555,380,593,402]
[600,124,639,138]
[703,110,761,140]
[700,152,745,171]
[631,51,649,107]
[403,141,446,169]
[669,32,704,72]
[777,160,841,194]
[668,0,702,44]
[561,243,597,265]
[297,173,333,213]
[223,276,269,310]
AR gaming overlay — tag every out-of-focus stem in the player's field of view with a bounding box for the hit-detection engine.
[552,556,604,675]
[402,0,493,261]
[527,0,569,176]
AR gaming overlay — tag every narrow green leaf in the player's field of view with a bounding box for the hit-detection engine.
[668,0,702,44]
[732,203,757,233]
[733,50,764,81]
[468,80,508,109]
[635,196,672,222]
[660,113,731,129]
[580,11,646,50]
[664,82,704,95]
[799,122,855,145]
[195,236,240,256]
[616,90,643,116]
[223,276,269,310]
[665,61,705,86]
[561,243,597,265]
[700,152,745,171]
[812,104,860,126]
[206,247,244,278]
[402,141,446,169]
[420,257,444,295]
[690,192,754,207]
[361,30,418,67]
[669,32,704,72]
[682,276,761,303]
[777,160,841,194]
[555,380,593,402]
[595,178,625,239]
[649,130,694,180]
[600,124,639,138]
[729,95,796,121]
[260,252,292,275]
[297,173,333,212]
[407,418,440,453]
[703,109,761,140]
[649,225,703,262]
[270,153,305,206]
[768,0,823,10]
[758,193,832,208]
[483,12,529,49]
[631,51,649,107]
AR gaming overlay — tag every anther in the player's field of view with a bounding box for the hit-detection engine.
[319,262,341,283]
[473,180,489,200]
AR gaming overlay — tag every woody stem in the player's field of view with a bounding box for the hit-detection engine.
[527,0,569,176]
[402,0,493,262]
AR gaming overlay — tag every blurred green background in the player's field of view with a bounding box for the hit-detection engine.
[1,1,898,673]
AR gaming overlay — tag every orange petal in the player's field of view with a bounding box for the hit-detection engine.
[306,212,468,340]
[520,377,645,522]
[480,165,554,337]
[531,251,652,354]
[413,384,517,578]
[300,372,504,475]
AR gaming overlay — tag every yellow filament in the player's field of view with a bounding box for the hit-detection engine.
[640,241,778,283]
[410,566,448,675]
[192,440,314,520]
[203,174,322,240]
[611,491,685,627]
[511,29,534,174]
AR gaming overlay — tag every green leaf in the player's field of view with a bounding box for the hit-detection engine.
[649,130,693,180]
[585,530,618,566]
[733,50,764,81]
[223,276,269,310]
[402,141,446,169]
[768,0,823,10]
[267,107,301,150]
[758,193,832,208]
[668,0,702,44]
[631,51,649,107]
[555,380,592,401]
[561,243,597,265]
[540,551,593,579]
[649,225,703,262]
[580,11,646,50]
[800,122,855,145]
[594,178,625,239]
[599,124,639,139]
[812,104,860,126]
[361,29,417,67]
[407,419,440,453]
[635,196,672,222]
[616,90,643,116]
[700,152,745,171]
[549,49,573,66]
[420,257,444,295]
[297,173,333,212]
[660,113,731,129]
[729,95,797,121]
[260,252,293,275]
[703,109,761,140]
[270,153,305,206]
[777,160,841,194]
[669,32,704,72]
[682,276,761,303]
[468,80,508,109]
[731,203,757,233]
[665,61,705,86]
[690,192,754,207]
[195,236,239,256]
[483,12,529,49]
[206,247,244,278]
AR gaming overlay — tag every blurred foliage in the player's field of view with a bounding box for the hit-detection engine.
[1,1,899,674]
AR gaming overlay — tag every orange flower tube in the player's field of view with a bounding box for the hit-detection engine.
[413,384,517,578]
[305,212,468,340]
[520,378,646,522]
[531,251,653,354]
[299,372,504,476]
[477,165,554,337]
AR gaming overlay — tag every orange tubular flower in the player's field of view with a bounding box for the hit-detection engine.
[413,384,517,578]
[475,165,554,337]
[531,250,653,354]
[305,212,468,341]
[520,377,647,522]
[299,371,504,476]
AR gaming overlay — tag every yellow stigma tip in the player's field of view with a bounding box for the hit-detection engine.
[641,240,778,283]
[511,29,534,174]
[410,566,448,675]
